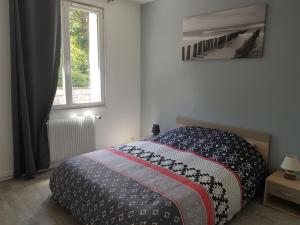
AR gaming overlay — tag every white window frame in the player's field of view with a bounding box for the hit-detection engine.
[53,0,106,110]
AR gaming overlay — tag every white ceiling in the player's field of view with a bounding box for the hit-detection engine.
[128,0,155,4]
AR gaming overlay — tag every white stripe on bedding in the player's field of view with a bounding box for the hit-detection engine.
[124,141,242,219]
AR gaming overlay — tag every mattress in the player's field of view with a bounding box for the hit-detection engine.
[50,126,267,225]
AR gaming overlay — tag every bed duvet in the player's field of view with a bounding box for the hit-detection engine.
[50,126,266,225]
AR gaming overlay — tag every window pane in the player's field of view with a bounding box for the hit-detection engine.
[53,56,66,105]
[69,8,101,104]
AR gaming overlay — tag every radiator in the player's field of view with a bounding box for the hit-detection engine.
[48,116,96,164]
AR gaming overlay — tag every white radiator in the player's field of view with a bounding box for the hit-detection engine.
[48,116,96,164]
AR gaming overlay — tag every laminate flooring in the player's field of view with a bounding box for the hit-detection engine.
[0,171,299,225]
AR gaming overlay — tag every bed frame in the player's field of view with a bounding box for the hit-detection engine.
[176,116,271,163]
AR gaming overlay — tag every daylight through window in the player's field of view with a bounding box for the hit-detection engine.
[53,1,105,109]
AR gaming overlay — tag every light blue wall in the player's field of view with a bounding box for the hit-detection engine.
[141,0,300,170]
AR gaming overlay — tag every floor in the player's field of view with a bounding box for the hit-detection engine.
[0,171,299,225]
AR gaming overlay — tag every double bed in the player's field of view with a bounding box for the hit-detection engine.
[50,116,271,225]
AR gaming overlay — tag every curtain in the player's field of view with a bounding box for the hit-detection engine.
[9,0,61,179]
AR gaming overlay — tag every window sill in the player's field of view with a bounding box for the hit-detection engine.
[51,102,105,111]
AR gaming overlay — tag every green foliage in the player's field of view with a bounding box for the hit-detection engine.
[57,63,63,87]
[71,70,89,87]
[70,9,90,88]
[56,9,92,88]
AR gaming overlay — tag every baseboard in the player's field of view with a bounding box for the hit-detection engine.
[50,161,62,169]
[0,164,62,182]
[0,170,13,182]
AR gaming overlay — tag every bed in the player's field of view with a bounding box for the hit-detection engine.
[50,116,271,225]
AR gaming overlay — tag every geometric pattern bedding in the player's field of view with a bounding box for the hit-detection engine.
[147,127,267,206]
[50,126,267,225]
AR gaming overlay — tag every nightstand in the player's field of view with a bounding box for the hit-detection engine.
[264,170,300,218]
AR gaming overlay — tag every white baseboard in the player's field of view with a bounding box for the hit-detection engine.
[50,161,62,169]
[0,164,62,182]
[0,171,13,182]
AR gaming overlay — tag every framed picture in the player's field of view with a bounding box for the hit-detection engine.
[182,4,267,61]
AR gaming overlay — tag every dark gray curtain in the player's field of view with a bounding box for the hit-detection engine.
[9,0,61,179]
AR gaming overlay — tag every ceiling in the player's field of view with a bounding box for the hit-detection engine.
[128,0,155,4]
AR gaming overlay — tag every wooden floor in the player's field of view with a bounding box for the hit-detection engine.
[0,171,299,225]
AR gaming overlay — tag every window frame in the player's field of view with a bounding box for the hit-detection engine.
[53,0,106,110]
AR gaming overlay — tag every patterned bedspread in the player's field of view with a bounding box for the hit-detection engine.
[50,127,266,225]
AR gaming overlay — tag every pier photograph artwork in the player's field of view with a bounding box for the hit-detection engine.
[182,4,267,61]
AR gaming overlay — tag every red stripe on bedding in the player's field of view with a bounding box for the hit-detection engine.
[108,148,215,225]
[149,140,244,208]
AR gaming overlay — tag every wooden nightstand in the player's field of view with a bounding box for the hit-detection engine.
[264,170,300,218]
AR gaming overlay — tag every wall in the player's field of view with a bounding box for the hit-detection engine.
[141,0,300,171]
[0,0,141,180]
[0,0,13,180]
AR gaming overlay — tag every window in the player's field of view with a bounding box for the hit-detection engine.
[53,1,105,109]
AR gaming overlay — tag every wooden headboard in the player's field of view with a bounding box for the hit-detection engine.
[176,116,271,163]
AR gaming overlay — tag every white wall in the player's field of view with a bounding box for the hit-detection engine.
[0,0,141,180]
[0,0,13,180]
